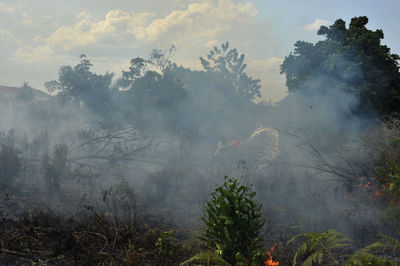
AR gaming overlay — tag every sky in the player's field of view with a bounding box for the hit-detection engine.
[0,0,399,102]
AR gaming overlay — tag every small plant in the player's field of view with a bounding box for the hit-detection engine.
[156,230,181,264]
[200,177,265,265]
[288,229,350,266]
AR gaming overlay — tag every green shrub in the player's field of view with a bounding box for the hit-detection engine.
[200,177,265,265]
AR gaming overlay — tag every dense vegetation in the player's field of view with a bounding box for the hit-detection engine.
[281,16,400,116]
[0,16,400,265]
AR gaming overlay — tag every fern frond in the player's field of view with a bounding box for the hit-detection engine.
[302,250,323,266]
[345,250,396,266]
[179,251,231,266]
[345,234,400,266]
[288,229,350,266]
[292,241,308,266]
[377,234,400,253]
[360,242,386,254]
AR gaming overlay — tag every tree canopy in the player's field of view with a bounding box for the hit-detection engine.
[45,54,114,116]
[200,41,261,103]
[280,16,400,116]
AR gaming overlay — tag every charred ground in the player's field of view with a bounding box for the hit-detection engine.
[0,16,400,265]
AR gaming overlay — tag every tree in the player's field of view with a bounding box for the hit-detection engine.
[16,82,34,102]
[149,45,176,73]
[201,177,265,265]
[280,16,400,116]
[114,57,149,90]
[114,45,176,91]
[200,41,262,103]
[45,55,114,116]
[114,49,186,131]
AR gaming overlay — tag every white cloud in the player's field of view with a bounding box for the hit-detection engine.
[21,11,37,26]
[0,29,21,44]
[132,0,258,43]
[0,2,15,14]
[14,45,54,63]
[10,0,262,92]
[43,9,152,51]
[0,28,22,60]
[17,0,257,59]
[304,18,329,31]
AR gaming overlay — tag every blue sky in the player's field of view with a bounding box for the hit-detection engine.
[0,0,399,102]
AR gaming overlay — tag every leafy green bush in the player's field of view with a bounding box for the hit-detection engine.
[200,177,265,265]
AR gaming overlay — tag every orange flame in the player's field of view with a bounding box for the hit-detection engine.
[265,243,279,266]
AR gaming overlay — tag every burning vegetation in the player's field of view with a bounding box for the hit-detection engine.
[0,16,400,265]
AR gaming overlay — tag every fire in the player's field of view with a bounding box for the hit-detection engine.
[265,243,279,266]
[345,176,388,203]
[364,181,373,189]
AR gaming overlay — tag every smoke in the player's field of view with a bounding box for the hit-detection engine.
[0,45,392,247]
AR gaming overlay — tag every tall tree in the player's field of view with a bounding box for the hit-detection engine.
[281,16,400,115]
[200,41,261,103]
[45,55,114,116]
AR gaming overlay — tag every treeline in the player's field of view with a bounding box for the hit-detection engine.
[42,42,263,144]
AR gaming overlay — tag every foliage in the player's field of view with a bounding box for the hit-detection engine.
[200,41,261,103]
[45,55,114,116]
[115,45,175,90]
[281,16,400,115]
[287,229,350,266]
[155,230,181,264]
[369,118,400,229]
[345,234,400,265]
[374,120,400,206]
[116,57,149,89]
[201,177,265,265]
[131,70,186,111]
[114,49,186,131]
[149,45,176,73]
